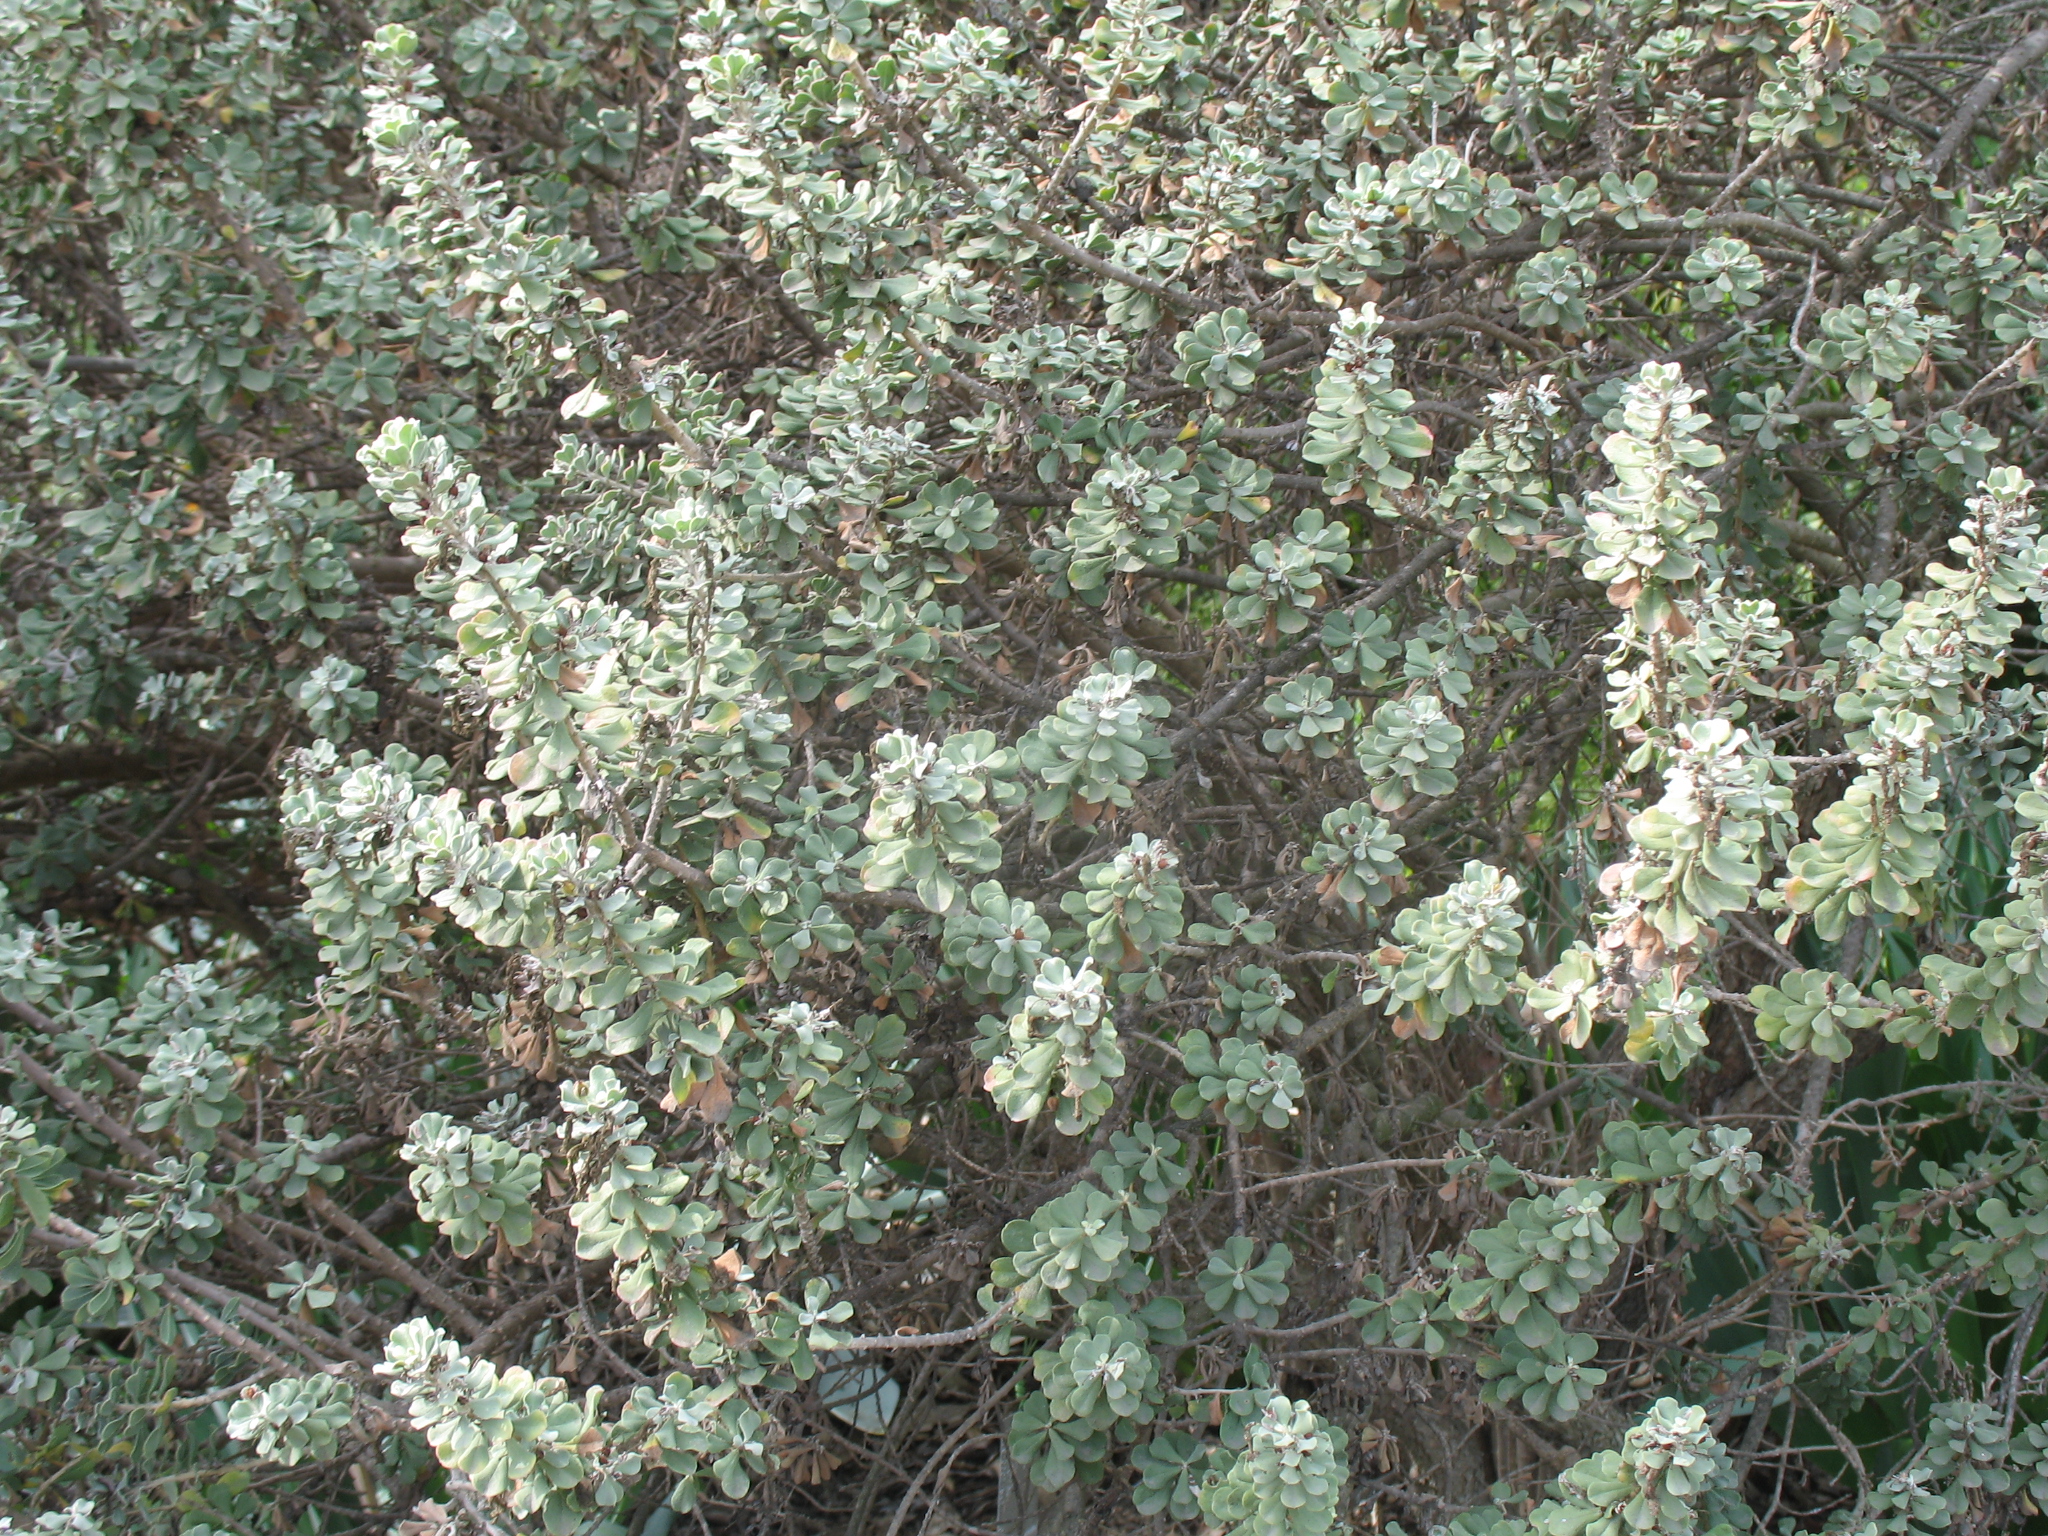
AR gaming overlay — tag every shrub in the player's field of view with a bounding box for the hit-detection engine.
[3,1,2048,1532]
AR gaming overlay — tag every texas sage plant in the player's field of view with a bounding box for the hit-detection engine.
[4,0,2048,1533]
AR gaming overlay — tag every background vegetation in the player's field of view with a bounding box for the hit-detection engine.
[4,0,2048,1532]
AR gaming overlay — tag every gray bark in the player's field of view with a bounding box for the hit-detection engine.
[993,1436,1087,1536]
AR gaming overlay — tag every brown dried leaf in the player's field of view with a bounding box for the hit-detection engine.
[397,1501,454,1536]
[783,1442,843,1485]
[386,1094,419,1137]
[686,1059,734,1124]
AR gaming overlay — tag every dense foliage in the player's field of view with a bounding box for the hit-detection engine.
[4,0,2048,1532]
